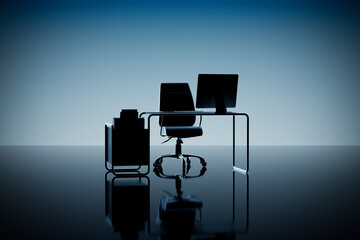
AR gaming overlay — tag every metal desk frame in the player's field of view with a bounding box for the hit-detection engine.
[140,111,249,174]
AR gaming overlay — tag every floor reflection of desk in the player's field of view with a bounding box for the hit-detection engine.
[140,111,250,174]
[2,146,360,239]
[104,152,249,239]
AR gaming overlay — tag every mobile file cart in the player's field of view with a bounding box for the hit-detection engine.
[105,109,150,175]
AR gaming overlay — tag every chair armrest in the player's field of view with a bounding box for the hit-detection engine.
[160,126,167,137]
[198,115,202,126]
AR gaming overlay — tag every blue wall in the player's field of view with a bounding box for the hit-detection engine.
[1,1,360,145]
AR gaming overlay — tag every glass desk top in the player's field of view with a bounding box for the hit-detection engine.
[1,146,360,239]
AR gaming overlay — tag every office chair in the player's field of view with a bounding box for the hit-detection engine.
[154,83,206,175]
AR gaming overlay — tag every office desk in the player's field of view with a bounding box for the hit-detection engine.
[140,111,249,174]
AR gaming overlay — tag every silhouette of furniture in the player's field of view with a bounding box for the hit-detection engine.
[105,109,150,175]
[141,75,249,174]
[153,83,207,171]
[140,111,249,174]
[196,74,238,115]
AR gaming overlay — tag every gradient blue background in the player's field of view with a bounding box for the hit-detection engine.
[1,0,360,145]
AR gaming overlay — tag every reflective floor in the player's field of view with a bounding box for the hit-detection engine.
[1,146,360,239]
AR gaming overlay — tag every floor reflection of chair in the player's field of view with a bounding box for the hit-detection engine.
[154,166,205,240]
[105,172,150,239]
[151,163,249,238]
[154,83,207,173]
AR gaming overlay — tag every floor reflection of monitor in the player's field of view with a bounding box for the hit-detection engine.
[196,74,238,114]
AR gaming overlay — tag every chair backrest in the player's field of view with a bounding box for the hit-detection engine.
[159,83,196,126]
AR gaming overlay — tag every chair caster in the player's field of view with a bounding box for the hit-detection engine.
[154,157,163,167]
[186,157,191,165]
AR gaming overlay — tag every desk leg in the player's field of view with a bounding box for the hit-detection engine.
[148,115,152,167]
[233,114,249,175]
[233,115,236,167]
[247,114,249,173]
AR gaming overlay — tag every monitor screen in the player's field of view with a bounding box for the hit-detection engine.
[196,74,238,114]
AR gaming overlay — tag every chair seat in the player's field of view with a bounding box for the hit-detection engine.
[164,126,203,138]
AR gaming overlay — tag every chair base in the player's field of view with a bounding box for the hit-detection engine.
[153,153,207,179]
[154,138,206,178]
[154,154,207,166]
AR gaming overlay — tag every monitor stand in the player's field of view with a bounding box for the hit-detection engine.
[215,92,227,114]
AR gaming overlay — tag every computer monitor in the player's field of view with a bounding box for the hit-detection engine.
[196,74,238,114]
